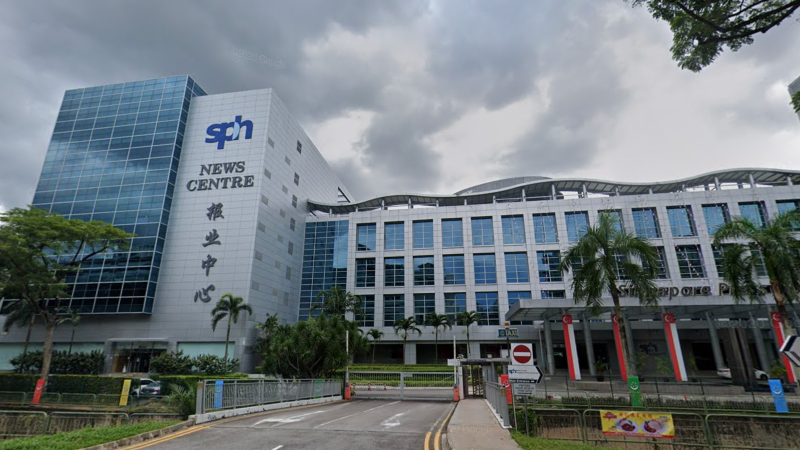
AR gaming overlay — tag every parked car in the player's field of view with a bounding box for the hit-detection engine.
[138,380,163,396]
[717,368,769,380]
[132,378,155,396]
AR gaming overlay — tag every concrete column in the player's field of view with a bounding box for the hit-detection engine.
[404,342,417,364]
[103,340,115,373]
[583,313,596,377]
[623,314,635,374]
[706,313,725,370]
[748,173,756,188]
[750,312,770,371]
[544,317,555,375]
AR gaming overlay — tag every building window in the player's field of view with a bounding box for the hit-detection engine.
[356,258,376,288]
[750,246,768,277]
[296,140,302,154]
[443,255,465,285]
[532,213,558,244]
[599,210,623,232]
[473,254,497,285]
[384,257,405,287]
[384,294,405,327]
[667,206,697,237]
[508,291,533,325]
[642,246,669,279]
[264,168,272,178]
[299,221,348,320]
[357,295,375,327]
[632,208,661,239]
[385,222,405,250]
[675,245,706,279]
[442,219,463,247]
[357,223,376,251]
[702,204,730,235]
[294,173,300,185]
[285,156,291,165]
[502,216,526,245]
[290,218,296,231]
[712,245,727,278]
[445,293,466,322]
[612,252,630,280]
[476,292,500,326]
[288,242,294,255]
[565,211,589,242]
[413,220,434,249]
[268,137,275,148]
[541,290,566,299]
[537,251,562,282]
[292,195,298,208]
[777,200,800,230]
[504,253,530,283]
[739,202,767,228]
[471,217,494,246]
[413,256,435,286]
[414,293,435,323]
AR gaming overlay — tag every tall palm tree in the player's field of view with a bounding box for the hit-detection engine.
[713,209,800,333]
[2,300,36,356]
[393,317,422,363]
[456,311,480,358]
[366,328,384,364]
[426,313,452,363]
[311,286,363,318]
[67,309,80,354]
[559,212,660,377]
[211,293,254,363]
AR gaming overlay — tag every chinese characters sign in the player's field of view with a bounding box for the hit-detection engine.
[194,202,225,303]
[600,410,674,439]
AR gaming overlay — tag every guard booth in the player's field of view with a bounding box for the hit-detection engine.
[458,358,509,398]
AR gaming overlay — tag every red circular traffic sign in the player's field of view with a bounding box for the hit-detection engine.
[512,344,532,364]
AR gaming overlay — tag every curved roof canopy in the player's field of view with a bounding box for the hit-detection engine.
[308,168,800,214]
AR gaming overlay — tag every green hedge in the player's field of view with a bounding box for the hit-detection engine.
[0,374,137,394]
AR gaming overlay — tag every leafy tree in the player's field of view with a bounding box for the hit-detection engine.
[559,212,660,376]
[211,293,254,364]
[2,300,36,356]
[628,1,800,71]
[193,354,239,375]
[258,314,368,378]
[311,286,363,317]
[67,309,80,354]
[366,328,384,364]
[426,313,452,363]
[713,209,800,333]
[254,313,280,355]
[456,311,480,358]
[393,316,422,363]
[149,350,194,375]
[0,207,132,379]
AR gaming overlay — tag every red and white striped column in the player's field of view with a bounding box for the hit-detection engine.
[611,314,628,381]
[770,312,797,383]
[663,313,687,382]
[562,314,581,381]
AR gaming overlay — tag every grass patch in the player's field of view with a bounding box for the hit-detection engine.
[511,432,615,450]
[0,420,181,450]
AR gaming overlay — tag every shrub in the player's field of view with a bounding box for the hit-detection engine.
[165,382,197,418]
[10,350,104,375]
[192,354,239,375]
[0,374,136,394]
[149,351,193,375]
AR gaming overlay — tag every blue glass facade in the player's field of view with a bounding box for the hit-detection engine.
[300,221,349,320]
[31,76,206,314]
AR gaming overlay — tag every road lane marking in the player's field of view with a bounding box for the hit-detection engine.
[271,446,284,450]
[434,404,456,450]
[313,400,401,429]
[425,403,456,450]
[121,425,210,450]
[253,410,327,426]
[380,412,406,429]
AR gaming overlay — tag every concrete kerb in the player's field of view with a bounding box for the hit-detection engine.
[195,395,342,424]
[80,419,195,450]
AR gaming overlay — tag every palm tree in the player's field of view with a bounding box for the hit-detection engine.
[67,309,80,354]
[211,293,254,364]
[426,313,452,363]
[311,286,363,318]
[393,317,422,363]
[456,311,480,358]
[713,209,800,333]
[558,212,660,377]
[2,300,36,356]
[366,328,384,364]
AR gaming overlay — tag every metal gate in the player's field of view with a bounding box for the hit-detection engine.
[462,365,484,398]
[349,372,455,401]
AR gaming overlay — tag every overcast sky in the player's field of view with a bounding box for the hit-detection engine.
[0,0,798,209]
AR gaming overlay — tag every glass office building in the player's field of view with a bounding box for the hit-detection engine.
[31,76,206,314]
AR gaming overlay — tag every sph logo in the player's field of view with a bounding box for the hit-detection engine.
[205,115,253,150]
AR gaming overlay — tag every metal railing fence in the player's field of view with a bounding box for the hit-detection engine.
[485,381,510,427]
[0,411,182,439]
[348,371,455,401]
[199,379,340,414]
[0,390,159,408]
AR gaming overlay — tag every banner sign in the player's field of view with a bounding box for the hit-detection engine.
[600,410,675,439]
[119,379,132,406]
[31,378,46,405]
[214,380,224,409]
[611,314,628,382]
[769,379,789,413]
[562,314,581,381]
[663,313,687,382]
[770,312,797,383]
[628,376,643,407]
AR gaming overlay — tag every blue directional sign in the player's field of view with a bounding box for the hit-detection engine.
[498,328,519,338]
[214,380,224,409]
[769,379,789,413]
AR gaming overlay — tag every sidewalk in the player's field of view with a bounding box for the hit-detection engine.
[446,399,521,450]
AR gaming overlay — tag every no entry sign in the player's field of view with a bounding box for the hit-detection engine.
[511,343,534,365]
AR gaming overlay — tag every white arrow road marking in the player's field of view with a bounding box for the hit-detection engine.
[380,412,406,429]
[270,446,283,450]
[253,410,326,426]
[313,401,401,429]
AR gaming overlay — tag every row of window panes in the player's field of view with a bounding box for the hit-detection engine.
[353,201,793,253]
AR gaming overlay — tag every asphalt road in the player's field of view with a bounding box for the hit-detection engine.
[130,400,454,450]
